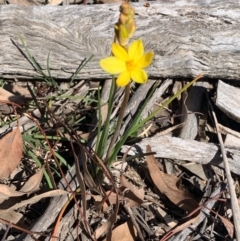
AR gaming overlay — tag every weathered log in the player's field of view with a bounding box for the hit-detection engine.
[1,1,240,80]
[122,135,240,175]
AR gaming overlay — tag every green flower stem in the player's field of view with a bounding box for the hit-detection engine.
[96,76,116,158]
[105,83,130,164]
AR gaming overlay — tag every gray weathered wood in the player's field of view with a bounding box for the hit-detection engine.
[122,135,240,175]
[216,80,240,123]
[1,1,240,80]
[179,83,206,139]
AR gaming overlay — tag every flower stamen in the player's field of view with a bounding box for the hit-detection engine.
[126,59,135,71]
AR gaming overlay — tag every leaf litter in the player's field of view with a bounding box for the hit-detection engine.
[0,2,239,238]
[0,78,238,241]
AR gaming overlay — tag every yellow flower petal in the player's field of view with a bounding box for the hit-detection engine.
[100,57,126,75]
[112,43,128,62]
[137,52,154,69]
[116,71,131,87]
[130,68,148,84]
[128,39,144,61]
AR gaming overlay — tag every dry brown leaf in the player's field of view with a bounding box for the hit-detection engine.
[160,213,200,241]
[103,220,137,241]
[146,145,199,212]
[93,191,124,213]
[20,167,44,193]
[0,127,23,178]
[0,168,43,204]
[120,175,144,207]
[95,214,115,240]
[8,189,68,211]
[92,194,110,212]
[0,87,26,104]
[146,145,201,240]
[4,84,31,98]
[211,209,234,238]
[0,185,25,198]
[218,215,234,238]
[95,191,142,208]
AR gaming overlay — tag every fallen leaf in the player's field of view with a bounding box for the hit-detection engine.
[95,214,115,240]
[4,84,31,99]
[0,185,25,198]
[146,145,199,213]
[0,168,44,204]
[146,145,201,240]
[20,167,44,193]
[0,127,23,178]
[103,220,137,241]
[218,215,234,238]
[8,189,68,211]
[0,87,26,105]
[160,213,200,241]
[211,209,234,238]
[92,194,110,212]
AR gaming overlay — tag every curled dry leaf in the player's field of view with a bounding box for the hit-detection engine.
[8,189,69,211]
[146,145,199,213]
[0,168,44,204]
[0,185,26,198]
[20,167,44,193]
[146,145,201,240]
[0,127,23,178]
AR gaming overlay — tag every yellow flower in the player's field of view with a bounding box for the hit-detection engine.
[99,39,154,87]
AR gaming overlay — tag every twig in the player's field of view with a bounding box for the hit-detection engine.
[209,100,240,240]
[124,205,145,241]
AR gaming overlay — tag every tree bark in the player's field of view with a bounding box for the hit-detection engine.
[0,0,240,80]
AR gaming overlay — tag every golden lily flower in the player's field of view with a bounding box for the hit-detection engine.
[100,39,154,87]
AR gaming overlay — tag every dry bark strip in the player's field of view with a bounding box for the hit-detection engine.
[1,0,240,80]
[122,135,240,175]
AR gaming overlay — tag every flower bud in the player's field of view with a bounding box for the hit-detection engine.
[115,2,136,47]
